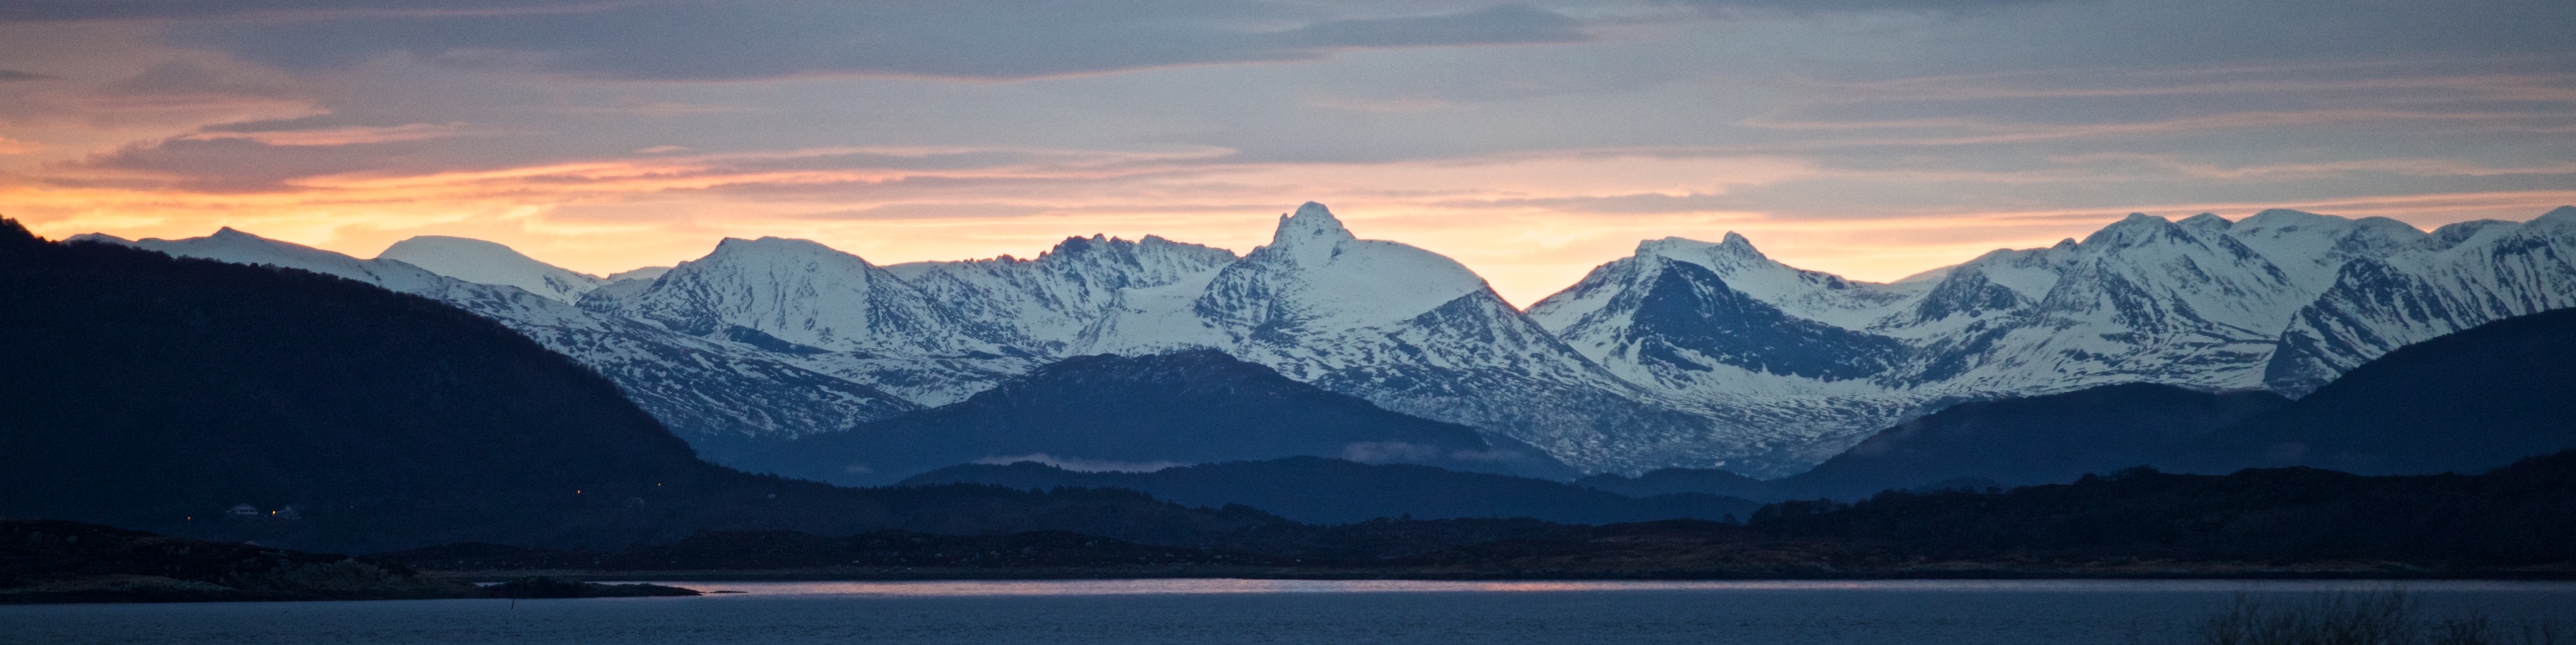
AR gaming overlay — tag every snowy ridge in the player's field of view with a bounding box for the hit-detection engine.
[1078,203,1716,473]
[1527,206,2576,475]
[78,202,2576,478]
[2265,207,2576,394]
[74,230,922,460]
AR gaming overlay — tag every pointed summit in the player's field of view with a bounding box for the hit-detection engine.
[1716,232,1768,257]
[1271,202,1354,249]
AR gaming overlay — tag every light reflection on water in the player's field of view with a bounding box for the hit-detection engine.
[8,579,2572,645]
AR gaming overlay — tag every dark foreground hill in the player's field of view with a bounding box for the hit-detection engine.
[1578,383,2290,501]
[901,457,1759,525]
[2175,306,2576,475]
[758,351,1575,486]
[0,220,1307,554]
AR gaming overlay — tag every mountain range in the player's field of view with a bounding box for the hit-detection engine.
[73,203,2576,478]
[0,220,1304,554]
[1580,306,2576,501]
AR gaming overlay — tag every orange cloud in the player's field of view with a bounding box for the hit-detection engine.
[181,122,480,147]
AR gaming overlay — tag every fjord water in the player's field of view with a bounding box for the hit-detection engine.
[9,580,2572,645]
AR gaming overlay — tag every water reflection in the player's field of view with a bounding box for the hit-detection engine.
[649,578,2576,598]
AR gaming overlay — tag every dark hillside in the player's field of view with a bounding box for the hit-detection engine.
[1781,383,2288,498]
[2184,307,2576,475]
[0,220,1282,553]
[762,351,1574,485]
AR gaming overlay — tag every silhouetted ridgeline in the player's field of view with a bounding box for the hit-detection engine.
[1579,383,2290,501]
[1741,449,2576,567]
[757,351,1575,485]
[0,220,1292,554]
[900,457,1759,525]
[1396,450,2576,575]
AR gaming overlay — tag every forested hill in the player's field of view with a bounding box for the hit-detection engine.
[0,220,1283,554]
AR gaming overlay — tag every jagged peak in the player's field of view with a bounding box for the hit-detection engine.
[1717,231,1766,256]
[1046,234,1108,256]
[1634,233,1770,263]
[1270,201,1354,248]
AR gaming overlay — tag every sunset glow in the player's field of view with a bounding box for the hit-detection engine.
[4,2,2572,305]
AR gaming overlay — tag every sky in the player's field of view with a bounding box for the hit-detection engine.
[3,0,2572,305]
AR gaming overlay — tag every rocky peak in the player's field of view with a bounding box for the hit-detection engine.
[1268,202,1356,258]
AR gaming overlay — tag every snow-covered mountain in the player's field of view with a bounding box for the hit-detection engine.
[1077,203,1715,473]
[2265,207,2576,395]
[68,229,922,460]
[376,235,608,303]
[1527,206,2576,475]
[76,203,2576,478]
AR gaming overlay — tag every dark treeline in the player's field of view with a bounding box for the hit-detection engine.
[1401,450,2576,575]
[902,457,1758,525]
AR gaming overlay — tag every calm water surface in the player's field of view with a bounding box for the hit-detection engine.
[7,579,2572,644]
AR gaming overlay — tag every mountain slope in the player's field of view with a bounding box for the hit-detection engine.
[0,220,1297,554]
[1079,202,1719,475]
[756,350,1575,485]
[1526,206,2576,475]
[900,458,1758,525]
[2264,207,2576,394]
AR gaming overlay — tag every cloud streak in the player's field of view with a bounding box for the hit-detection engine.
[177,1,1588,81]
